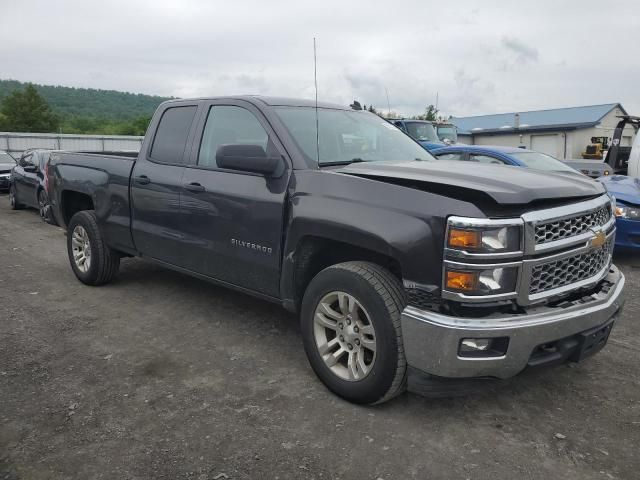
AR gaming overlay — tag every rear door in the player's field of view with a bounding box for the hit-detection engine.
[180,100,290,296]
[130,104,199,266]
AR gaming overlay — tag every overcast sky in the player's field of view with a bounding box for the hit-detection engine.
[2,0,639,117]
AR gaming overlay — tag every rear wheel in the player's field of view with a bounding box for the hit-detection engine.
[301,261,407,404]
[9,184,23,210]
[67,210,120,285]
[37,190,57,225]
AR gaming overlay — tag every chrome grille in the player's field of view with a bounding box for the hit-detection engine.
[529,239,613,294]
[534,204,611,245]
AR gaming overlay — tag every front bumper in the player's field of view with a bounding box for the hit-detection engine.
[0,174,10,190]
[401,265,625,379]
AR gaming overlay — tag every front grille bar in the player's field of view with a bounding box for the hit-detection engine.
[442,195,616,306]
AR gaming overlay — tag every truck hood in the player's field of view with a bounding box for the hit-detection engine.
[598,175,640,206]
[338,160,605,205]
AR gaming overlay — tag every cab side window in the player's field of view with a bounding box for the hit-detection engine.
[198,106,269,168]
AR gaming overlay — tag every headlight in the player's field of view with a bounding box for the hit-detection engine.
[614,203,640,220]
[446,218,522,254]
[445,266,518,296]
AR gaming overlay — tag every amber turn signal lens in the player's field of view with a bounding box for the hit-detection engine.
[446,271,479,291]
[448,228,481,249]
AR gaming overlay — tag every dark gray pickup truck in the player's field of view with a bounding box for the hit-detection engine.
[49,96,625,404]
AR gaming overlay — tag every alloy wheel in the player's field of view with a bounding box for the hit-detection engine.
[71,225,92,273]
[313,291,377,381]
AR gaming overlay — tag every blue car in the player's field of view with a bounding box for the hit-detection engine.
[598,175,640,250]
[432,145,640,251]
[431,145,581,175]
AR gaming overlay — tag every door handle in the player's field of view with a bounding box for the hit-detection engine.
[134,175,151,185]
[184,182,205,192]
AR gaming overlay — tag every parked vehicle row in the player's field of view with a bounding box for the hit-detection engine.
[42,96,624,404]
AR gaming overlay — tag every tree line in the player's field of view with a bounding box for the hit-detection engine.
[0,81,170,135]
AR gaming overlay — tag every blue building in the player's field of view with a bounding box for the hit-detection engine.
[451,103,635,160]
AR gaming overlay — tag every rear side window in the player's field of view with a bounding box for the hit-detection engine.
[198,106,269,168]
[436,152,465,161]
[150,106,197,164]
[469,154,506,165]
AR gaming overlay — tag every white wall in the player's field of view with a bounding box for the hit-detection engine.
[0,132,143,157]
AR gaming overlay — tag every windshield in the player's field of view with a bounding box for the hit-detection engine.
[404,121,439,142]
[437,125,457,142]
[511,151,577,172]
[0,152,16,164]
[274,107,434,165]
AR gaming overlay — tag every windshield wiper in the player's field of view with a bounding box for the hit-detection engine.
[319,158,367,167]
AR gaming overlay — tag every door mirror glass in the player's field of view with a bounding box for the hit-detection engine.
[216,144,282,175]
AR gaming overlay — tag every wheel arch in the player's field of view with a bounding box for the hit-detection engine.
[60,189,95,226]
[281,233,404,313]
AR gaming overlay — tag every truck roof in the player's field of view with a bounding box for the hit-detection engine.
[161,95,348,110]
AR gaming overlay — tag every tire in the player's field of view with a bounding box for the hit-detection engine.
[9,184,23,210]
[37,189,57,225]
[301,261,407,405]
[67,210,120,286]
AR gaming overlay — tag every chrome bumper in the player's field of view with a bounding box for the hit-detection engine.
[401,266,625,379]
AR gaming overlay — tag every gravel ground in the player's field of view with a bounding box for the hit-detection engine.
[1,195,639,480]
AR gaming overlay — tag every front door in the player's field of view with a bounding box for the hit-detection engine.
[180,101,289,297]
[15,152,38,207]
[130,104,198,266]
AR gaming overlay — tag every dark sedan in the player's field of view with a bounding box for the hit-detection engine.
[0,151,16,191]
[9,149,57,224]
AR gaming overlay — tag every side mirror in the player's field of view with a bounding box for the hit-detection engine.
[216,144,282,176]
[23,164,37,172]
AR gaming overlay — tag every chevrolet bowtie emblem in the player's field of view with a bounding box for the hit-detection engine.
[589,230,606,249]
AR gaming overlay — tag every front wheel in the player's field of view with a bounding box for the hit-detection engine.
[300,261,407,404]
[67,210,120,285]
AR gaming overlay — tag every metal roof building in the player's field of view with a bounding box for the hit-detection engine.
[451,103,636,160]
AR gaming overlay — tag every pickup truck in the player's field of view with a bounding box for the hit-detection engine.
[48,96,626,404]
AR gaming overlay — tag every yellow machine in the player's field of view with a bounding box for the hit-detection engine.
[582,136,609,159]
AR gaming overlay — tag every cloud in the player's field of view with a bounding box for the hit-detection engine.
[501,36,540,65]
[0,0,639,117]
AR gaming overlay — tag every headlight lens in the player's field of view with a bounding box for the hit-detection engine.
[614,203,640,220]
[447,224,521,253]
[445,266,518,295]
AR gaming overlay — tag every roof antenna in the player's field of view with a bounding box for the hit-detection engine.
[314,37,320,166]
[385,87,391,118]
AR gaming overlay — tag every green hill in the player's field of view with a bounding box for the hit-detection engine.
[0,79,172,121]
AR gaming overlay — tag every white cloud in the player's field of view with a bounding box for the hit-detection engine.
[1,0,639,117]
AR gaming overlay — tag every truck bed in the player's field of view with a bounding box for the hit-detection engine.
[49,151,137,253]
